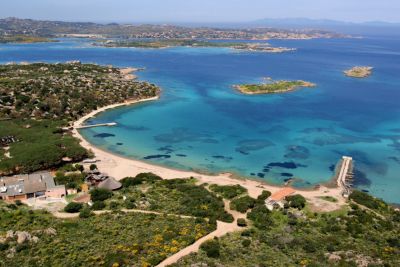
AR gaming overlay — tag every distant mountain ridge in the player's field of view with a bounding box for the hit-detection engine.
[0,17,347,40]
[251,18,400,28]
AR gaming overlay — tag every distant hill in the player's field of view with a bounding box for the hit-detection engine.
[248,18,400,36]
[0,17,346,39]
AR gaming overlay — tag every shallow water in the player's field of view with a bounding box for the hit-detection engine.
[1,37,399,203]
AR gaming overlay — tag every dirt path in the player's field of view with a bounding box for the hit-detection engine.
[156,200,246,267]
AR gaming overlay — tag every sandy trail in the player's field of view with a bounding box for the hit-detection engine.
[157,200,245,267]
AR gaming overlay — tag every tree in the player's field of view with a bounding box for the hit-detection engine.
[79,207,94,218]
[90,188,113,202]
[230,196,256,213]
[75,164,84,172]
[247,204,272,230]
[257,190,271,201]
[120,173,162,187]
[64,202,83,213]
[237,218,247,227]
[89,164,97,171]
[285,194,306,210]
[200,238,220,258]
[91,201,106,210]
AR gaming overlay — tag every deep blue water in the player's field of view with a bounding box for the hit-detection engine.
[1,37,399,203]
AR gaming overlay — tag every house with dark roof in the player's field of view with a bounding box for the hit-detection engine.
[0,172,66,201]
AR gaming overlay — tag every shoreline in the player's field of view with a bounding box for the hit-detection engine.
[72,96,347,212]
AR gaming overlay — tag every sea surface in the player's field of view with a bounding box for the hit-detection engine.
[1,37,399,203]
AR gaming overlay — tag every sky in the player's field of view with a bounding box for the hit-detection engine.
[1,0,399,23]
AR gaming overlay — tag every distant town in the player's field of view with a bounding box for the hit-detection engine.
[0,17,348,42]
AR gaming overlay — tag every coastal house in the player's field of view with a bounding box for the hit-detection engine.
[0,172,66,201]
[265,187,296,210]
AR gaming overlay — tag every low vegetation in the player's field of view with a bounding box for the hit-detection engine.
[172,197,400,267]
[234,80,316,95]
[344,66,373,78]
[97,39,294,53]
[285,194,307,210]
[0,120,89,175]
[106,175,234,222]
[0,201,215,266]
[230,195,257,213]
[208,184,247,199]
[318,196,338,203]
[0,35,55,43]
[349,190,389,213]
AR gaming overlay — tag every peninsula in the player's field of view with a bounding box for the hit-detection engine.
[97,39,295,53]
[0,35,55,44]
[0,62,159,175]
[344,66,373,78]
[234,80,316,94]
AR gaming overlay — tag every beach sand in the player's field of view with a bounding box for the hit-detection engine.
[72,97,347,212]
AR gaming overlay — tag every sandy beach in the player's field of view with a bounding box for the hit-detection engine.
[120,67,140,80]
[72,97,347,212]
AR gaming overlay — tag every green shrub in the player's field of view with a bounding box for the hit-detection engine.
[200,238,220,258]
[109,201,119,210]
[55,172,85,189]
[121,173,162,187]
[7,204,17,210]
[79,207,94,218]
[285,194,306,210]
[90,188,113,202]
[209,184,247,199]
[230,196,256,213]
[64,202,83,213]
[349,190,387,211]
[242,239,251,247]
[15,200,23,206]
[91,201,106,211]
[124,200,136,209]
[0,243,9,251]
[15,243,29,252]
[257,190,272,201]
[89,164,97,171]
[237,218,247,227]
[247,204,272,230]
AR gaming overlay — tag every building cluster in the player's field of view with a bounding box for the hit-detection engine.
[0,63,159,120]
[0,172,66,201]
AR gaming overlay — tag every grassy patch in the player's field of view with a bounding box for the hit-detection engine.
[108,177,234,222]
[208,184,247,199]
[0,204,215,266]
[317,196,338,203]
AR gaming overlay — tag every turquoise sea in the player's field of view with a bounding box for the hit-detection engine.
[1,36,399,203]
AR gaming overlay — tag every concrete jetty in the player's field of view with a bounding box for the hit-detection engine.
[76,122,117,129]
[335,156,354,198]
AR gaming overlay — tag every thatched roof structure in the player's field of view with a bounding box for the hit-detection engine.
[98,177,122,191]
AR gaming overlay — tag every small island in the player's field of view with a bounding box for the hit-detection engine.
[96,39,295,53]
[234,80,316,95]
[344,66,373,78]
[0,35,56,44]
